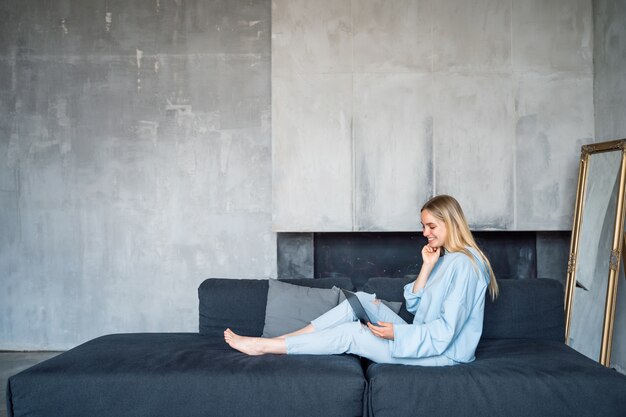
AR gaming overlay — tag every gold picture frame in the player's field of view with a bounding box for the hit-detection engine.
[565,139,626,366]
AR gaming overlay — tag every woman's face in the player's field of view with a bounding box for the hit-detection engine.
[421,209,448,248]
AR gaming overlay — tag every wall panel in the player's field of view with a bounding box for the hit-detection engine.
[515,74,594,230]
[0,0,275,350]
[272,74,353,231]
[272,0,353,75]
[352,0,432,73]
[353,73,433,230]
[434,73,515,229]
[432,0,511,72]
[272,0,594,232]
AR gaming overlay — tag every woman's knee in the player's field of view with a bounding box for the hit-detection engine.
[355,291,375,299]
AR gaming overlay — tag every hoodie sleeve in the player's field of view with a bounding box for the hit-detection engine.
[392,258,483,358]
[403,282,424,314]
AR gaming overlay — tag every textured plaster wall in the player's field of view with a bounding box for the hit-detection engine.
[594,0,626,142]
[272,0,594,232]
[0,0,604,351]
[0,0,274,350]
[593,0,626,374]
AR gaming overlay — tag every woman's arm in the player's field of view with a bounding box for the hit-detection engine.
[369,247,444,341]
[403,245,442,314]
[392,259,485,358]
[412,245,440,293]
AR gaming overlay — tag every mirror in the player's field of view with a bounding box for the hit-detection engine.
[565,139,626,367]
[612,260,626,373]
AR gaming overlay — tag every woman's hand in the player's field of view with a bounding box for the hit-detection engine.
[421,244,441,267]
[367,321,394,340]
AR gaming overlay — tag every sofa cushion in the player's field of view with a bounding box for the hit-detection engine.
[482,278,564,341]
[198,277,355,337]
[366,338,626,417]
[362,277,564,341]
[262,279,342,337]
[7,333,366,417]
[199,278,268,337]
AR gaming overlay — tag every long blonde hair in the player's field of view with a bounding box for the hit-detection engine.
[421,195,499,300]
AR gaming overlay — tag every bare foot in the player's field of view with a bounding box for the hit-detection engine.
[224,328,265,356]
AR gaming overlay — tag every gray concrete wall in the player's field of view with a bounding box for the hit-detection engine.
[0,0,606,351]
[594,0,626,142]
[593,0,626,374]
[272,0,594,231]
[0,0,274,350]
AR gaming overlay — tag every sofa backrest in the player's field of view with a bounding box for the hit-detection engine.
[199,277,564,342]
[362,277,565,342]
[198,277,355,337]
[482,278,564,341]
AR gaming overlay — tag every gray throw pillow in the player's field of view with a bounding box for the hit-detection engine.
[262,279,341,337]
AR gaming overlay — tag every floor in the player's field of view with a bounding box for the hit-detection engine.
[0,352,62,417]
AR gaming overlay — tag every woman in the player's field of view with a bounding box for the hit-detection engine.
[224,195,498,366]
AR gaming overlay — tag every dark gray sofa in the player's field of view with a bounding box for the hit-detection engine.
[362,278,626,416]
[7,277,626,417]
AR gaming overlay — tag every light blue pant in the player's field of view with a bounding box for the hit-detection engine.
[284,292,456,366]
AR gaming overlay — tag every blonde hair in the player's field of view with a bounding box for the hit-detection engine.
[421,195,499,300]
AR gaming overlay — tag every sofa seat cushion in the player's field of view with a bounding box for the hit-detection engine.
[7,333,366,417]
[366,339,626,417]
